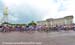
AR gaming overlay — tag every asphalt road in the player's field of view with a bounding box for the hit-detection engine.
[0,31,75,45]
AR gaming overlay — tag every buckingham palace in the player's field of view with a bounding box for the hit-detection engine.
[37,15,73,27]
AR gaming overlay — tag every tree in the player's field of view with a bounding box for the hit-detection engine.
[28,21,37,26]
[2,22,10,24]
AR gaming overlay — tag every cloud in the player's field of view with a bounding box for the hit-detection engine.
[6,0,51,23]
[45,0,75,23]
[1,0,75,23]
[57,0,75,23]
[8,15,19,23]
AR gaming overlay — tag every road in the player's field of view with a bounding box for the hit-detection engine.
[0,31,75,45]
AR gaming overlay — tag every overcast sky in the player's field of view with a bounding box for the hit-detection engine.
[0,0,75,23]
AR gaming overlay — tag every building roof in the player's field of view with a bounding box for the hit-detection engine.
[46,15,73,21]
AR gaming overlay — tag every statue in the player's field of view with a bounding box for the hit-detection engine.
[3,7,8,15]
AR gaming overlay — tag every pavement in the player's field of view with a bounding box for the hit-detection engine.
[0,31,75,45]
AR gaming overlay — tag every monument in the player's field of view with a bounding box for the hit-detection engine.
[1,6,9,24]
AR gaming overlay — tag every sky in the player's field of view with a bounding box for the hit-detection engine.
[0,0,75,23]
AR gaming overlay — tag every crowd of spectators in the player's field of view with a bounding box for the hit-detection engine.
[0,24,75,32]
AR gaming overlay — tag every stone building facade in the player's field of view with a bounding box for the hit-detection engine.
[37,15,73,27]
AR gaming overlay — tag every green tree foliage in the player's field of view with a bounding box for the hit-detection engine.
[2,22,10,24]
[28,21,37,26]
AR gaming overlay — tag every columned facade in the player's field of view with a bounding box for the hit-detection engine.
[37,15,73,27]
